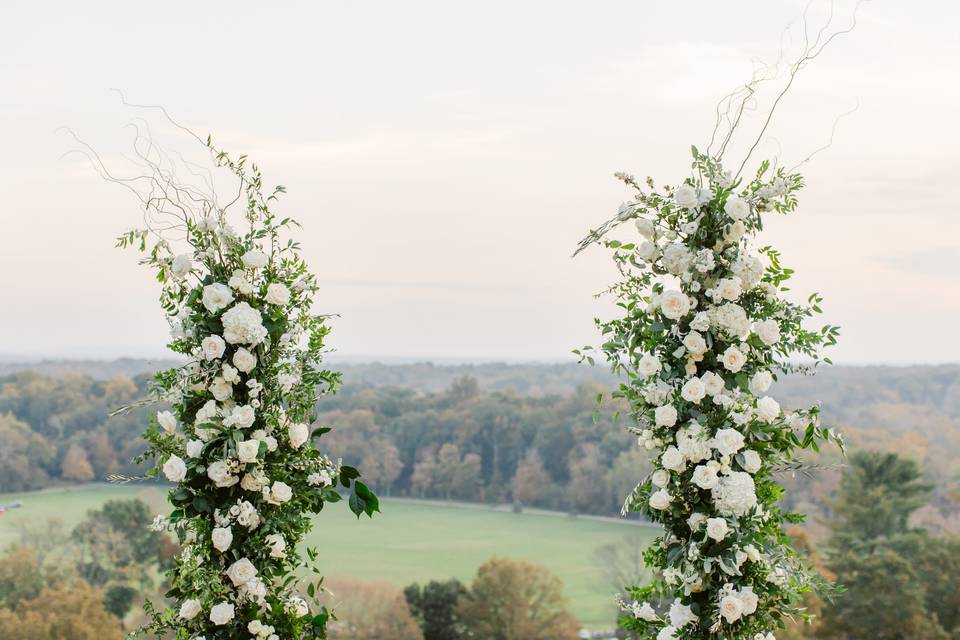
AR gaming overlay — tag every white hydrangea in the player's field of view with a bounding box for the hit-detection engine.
[713,472,758,516]
[222,302,268,345]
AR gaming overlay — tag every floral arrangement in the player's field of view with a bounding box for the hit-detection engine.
[116,138,378,639]
[576,148,841,640]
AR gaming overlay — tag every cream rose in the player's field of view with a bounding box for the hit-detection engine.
[655,405,678,427]
[701,371,725,396]
[724,196,750,221]
[741,449,762,474]
[207,460,239,488]
[719,594,744,623]
[651,469,670,488]
[660,290,691,320]
[209,602,235,626]
[683,331,707,355]
[661,446,686,472]
[638,353,662,377]
[179,598,201,621]
[212,526,233,552]
[691,464,719,490]
[681,377,706,404]
[201,334,227,360]
[649,488,673,510]
[202,283,234,313]
[186,439,204,458]
[674,184,699,209]
[232,348,257,373]
[749,370,773,395]
[226,557,258,586]
[756,396,781,422]
[269,481,293,504]
[288,423,309,449]
[171,254,193,279]
[635,218,655,239]
[157,410,177,434]
[706,517,730,541]
[755,318,781,345]
[265,533,287,558]
[721,346,746,373]
[713,427,745,456]
[241,249,268,269]
[163,455,187,483]
[237,439,261,464]
[265,283,291,306]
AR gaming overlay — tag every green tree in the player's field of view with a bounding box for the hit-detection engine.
[820,451,951,639]
[404,579,466,640]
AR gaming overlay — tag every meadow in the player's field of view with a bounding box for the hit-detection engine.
[0,484,657,628]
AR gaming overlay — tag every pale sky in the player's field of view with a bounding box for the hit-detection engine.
[1,1,958,364]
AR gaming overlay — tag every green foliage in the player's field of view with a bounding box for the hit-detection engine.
[404,579,466,640]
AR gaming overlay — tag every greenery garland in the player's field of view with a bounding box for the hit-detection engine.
[577,148,842,639]
[116,136,379,639]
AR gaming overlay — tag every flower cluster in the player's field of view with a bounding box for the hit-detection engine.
[118,142,378,639]
[579,148,841,639]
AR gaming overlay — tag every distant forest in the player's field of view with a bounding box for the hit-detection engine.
[0,359,957,539]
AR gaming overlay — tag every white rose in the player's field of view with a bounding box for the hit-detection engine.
[724,196,750,221]
[660,290,691,320]
[717,277,743,301]
[657,625,678,640]
[739,587,759,615]
[212,526,233,552]
[209,377,233,401]
[687,512,707,530]
[179,598,201,621]
[195,399,219,424]
[221,301,268,345]
[674,184,699,209]
[744,544,761,562]
[186,439,204,458]
[719,594,744,623]
[238,439,261,464]
[756,396,781,422]
[749,370,773,395]
[638,353,662,377]
[202,283,234,313]
[681,377,706,404]
[157,410,177,434]
[755,319,781,346]
[265,533,287,558]
[649,488,673,510]
[669,601,698,629]
[288,423,309,449]
[226,557,258,586]
[221,364,240,384]
[265,283,291,306]
[661,446,686,472]
[741,449,762,474]
[655,405,678,427]
[706,517,730,541]
[209,602,235,626]
[691,464,719,490]
[201,335,227,360]
[635,218,655,239]
[163,455,187,483]
[651,469,670,488]
[701,371,725,396]
[713,428,745,456]
[241,250,268,269]
[172,254,194,280]
[224,404,256,430]
[270,481,293,504]
[721,346,746,373]
[683,331,707,355]
[207,460,239,488]
[232,348,257,373]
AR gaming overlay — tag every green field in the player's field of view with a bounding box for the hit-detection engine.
[0,484,657,628]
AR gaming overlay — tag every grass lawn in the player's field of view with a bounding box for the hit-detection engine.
[0,484,658,629]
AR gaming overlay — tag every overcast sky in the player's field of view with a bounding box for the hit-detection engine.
[1,0,957,364]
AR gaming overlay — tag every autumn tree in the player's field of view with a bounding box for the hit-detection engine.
[323,577,423,640]
[60,443,95,482]
[0,413,54,491]
[0,581,123,640]
[361,437,404,495]
[457,557,579,640]
[511,451,551,505]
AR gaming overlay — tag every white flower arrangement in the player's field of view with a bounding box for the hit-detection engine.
[576,147,842,639]
[116,137,379,639]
